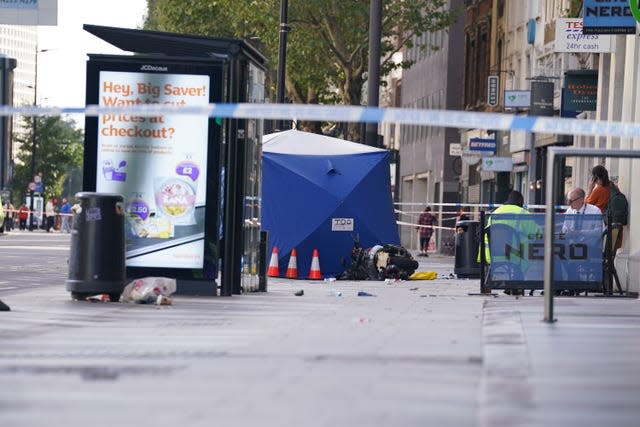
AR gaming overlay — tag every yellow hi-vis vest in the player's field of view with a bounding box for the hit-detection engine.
[478,204,536,265]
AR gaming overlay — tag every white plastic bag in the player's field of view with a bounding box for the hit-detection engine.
[122,277,177,305]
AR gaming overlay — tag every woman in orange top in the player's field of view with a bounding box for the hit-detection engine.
[587,164,625,253]
[586,165,611,213]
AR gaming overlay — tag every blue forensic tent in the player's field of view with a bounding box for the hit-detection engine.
[261,130,400,278]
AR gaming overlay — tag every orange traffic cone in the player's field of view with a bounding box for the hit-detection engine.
[267,246,280,277]
[308,248,322,280]
[285,248,299,278]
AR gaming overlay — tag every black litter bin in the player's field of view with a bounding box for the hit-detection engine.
[454,220,480,279]
[66,192,125,301]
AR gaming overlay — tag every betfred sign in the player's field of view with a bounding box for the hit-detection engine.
[555,18,614,53]
[469,137,497,154]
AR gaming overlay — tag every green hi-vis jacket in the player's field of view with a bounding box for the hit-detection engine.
[478,204,540,268]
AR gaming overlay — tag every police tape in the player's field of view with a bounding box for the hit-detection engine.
[2,103,640,138]
[395,202,569,227]
[395,201,568,211]
[395,200,573,232]
[2,208,74,217]
[396,220,456,232]
[395,209,470,217]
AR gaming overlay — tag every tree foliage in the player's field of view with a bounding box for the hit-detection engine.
[566,0,583,18]
[144,0,459,139]
[11,116,84,204]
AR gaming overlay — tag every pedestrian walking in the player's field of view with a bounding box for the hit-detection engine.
[3,200,15,231]
[60,198,72,233]
[45,199,56,232]
[18,204,29,230]
[416,206,437,257]
[53,197,61,230]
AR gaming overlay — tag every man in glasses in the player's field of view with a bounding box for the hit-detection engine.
[563,187,604,234]
[561,187,605,293]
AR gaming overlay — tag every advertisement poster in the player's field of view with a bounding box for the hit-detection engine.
[96,71,210,269]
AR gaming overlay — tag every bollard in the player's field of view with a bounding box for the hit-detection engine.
[258,230,268,292]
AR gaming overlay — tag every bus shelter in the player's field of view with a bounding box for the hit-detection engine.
[82,25,267,296]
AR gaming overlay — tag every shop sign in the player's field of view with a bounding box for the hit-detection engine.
[530,81,554,117]
[469,137,497,154]
[482,157,512,172]
[583,0,636,34]
[555,18,614,52]
[504,90,531,109]
[487,76,499,107]
[563,70,598,112]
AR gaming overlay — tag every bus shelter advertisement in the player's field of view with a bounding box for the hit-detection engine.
[96,71,210,269]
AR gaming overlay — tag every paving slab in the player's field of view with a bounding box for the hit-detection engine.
[0,248,638,427]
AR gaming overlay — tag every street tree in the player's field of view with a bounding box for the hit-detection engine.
[144,0,459,140]
[11,115,84,204]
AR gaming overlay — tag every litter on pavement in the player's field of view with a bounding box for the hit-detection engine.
[409,271,438,280]
[122,277,176,305]
[357,291,376,297]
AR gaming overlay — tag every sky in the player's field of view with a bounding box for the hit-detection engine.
[37,0,148,108]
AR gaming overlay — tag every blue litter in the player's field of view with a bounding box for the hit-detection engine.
[357,291,376,297]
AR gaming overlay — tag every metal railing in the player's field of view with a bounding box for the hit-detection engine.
[543,147,639,322]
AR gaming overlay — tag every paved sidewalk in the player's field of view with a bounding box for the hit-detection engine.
[0,254,638,427]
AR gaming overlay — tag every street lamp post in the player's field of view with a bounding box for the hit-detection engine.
[28,47,51,231]
[365,0,382,147]
[276,0,290,131]
[28,124,37,230]
[28,51,39,231]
